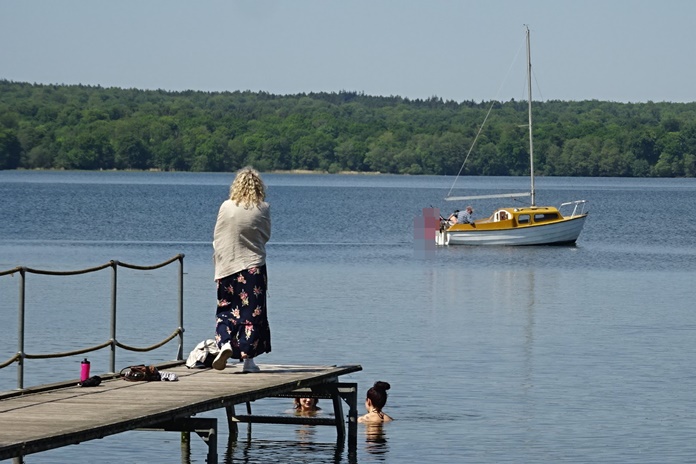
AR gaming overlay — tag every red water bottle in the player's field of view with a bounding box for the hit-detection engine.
[80,358,91,382]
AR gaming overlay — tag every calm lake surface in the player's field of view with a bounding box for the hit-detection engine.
[1,170,696,463]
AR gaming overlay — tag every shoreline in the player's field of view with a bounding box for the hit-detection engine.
[9,167,386,175]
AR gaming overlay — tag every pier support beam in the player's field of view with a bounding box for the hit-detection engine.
[140,417,218,464]
[228,382,358,452]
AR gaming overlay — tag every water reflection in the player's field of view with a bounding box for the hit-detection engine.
[221,419,387,463]
[363,423,389,458]
[224,429,350,464]
[295,422,317,445]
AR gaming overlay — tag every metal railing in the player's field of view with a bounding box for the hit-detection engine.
[560,200,588,218]
[0,254,185,390]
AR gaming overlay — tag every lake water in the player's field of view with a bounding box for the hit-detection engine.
[1,170,696,463]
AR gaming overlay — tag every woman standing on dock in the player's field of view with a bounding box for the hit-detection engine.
[212,167,272,373]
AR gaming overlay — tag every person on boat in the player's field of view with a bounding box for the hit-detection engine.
[459,206,475,224]
[448,206,475,225]
[447,209,460,226]
[358,381,393,423]
[212,166,272,373]
[293,397,321,414]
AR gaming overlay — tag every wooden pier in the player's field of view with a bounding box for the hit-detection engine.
[0,361,361,463]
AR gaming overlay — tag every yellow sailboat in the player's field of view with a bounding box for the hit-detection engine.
[436,26,588,246]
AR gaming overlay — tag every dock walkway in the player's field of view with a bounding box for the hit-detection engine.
[0,361,361,463]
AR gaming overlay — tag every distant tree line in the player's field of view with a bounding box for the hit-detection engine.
[2,79,696,176]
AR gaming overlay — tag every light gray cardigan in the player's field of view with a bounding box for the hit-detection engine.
[213,200,271,280]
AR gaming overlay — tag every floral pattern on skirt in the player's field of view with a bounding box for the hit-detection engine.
[215,265,271,359]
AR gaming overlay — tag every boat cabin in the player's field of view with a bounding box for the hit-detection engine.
[510,207,562,226]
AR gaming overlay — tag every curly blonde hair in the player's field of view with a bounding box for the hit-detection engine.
[230,166,266,208]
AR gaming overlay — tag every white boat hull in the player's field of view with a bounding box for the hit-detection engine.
[437,215,587,246]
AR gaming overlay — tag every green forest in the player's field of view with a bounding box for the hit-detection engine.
[2,79,696,176]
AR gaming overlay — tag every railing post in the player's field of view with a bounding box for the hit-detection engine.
[2,255,185,388]
[110,261,118,374]
[17,267,26,390]
[177,254,185,361]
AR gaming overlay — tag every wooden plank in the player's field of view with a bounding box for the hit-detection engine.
[0,362,361,461]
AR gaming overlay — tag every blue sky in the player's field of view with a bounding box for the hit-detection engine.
[1,0,695,103]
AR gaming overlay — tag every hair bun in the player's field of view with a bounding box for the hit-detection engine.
[373,381,391,391]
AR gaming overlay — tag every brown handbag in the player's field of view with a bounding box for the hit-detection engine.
[119,364,161,381]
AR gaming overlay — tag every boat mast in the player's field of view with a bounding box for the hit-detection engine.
[526,25,536,206]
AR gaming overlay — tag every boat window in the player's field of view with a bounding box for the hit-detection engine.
[518,214,530,224]
[533,213,559,223]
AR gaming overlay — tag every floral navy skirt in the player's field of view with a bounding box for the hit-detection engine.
[215,265,271,360]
